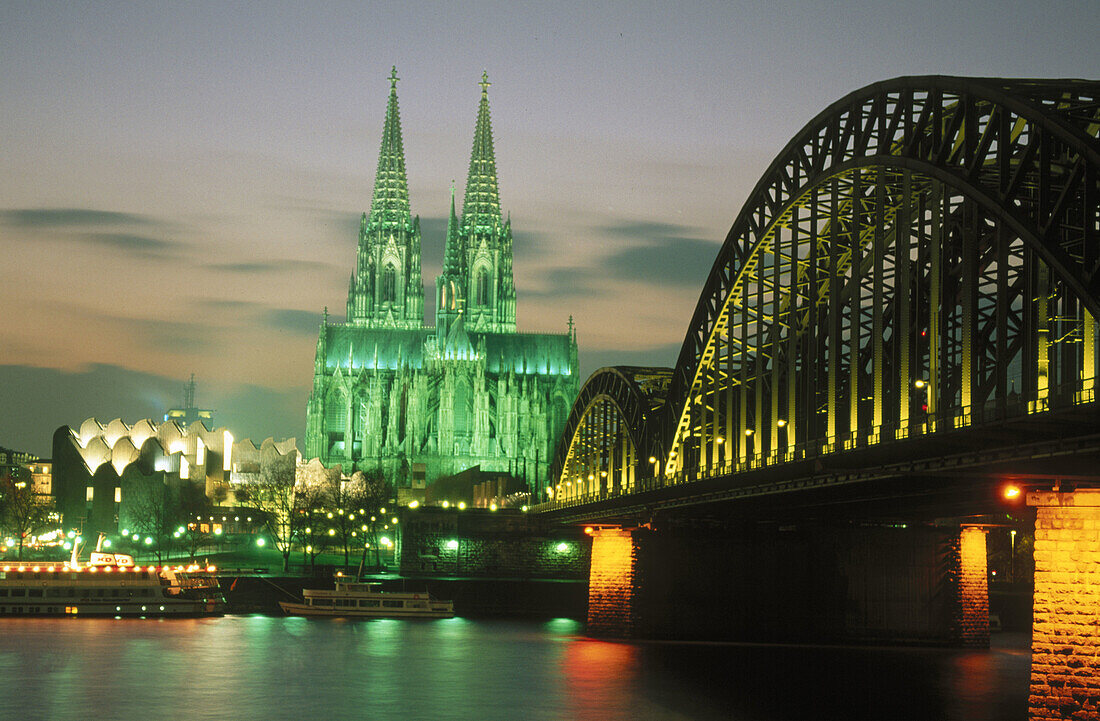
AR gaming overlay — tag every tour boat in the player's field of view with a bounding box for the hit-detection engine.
[0,534,225,617]
[279,575,454,619]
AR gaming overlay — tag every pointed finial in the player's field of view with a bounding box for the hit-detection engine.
[323,306,329,326]
[567,315,574,334]
[479,70,490,95]
[389,66,399,90]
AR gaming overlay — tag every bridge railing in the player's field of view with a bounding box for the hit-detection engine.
[534,385,1095,513]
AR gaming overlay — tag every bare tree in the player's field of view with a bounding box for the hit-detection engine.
[178,482,213,561]
[236,454,299,573]
[126,478,177,562]
[350,469,392,572]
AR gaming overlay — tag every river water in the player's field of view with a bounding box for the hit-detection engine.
[0,617,1030,721]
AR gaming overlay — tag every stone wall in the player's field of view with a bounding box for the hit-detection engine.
[1027,490,1100,720]
[398,507,588,579]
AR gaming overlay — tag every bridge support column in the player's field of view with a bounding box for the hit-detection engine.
[586,527,642,638]
[1027,490,1100,720]
[952,526,990,648]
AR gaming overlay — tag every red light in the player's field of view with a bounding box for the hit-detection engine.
[1003,485,1022,500]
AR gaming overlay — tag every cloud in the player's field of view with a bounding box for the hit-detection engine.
[205,259,335,274]
[262,308,324,336]
[76,232,181,259]
[117,318,217,354]
[600,220,720,285]
[0,363,306,457]
[0,208,158,228]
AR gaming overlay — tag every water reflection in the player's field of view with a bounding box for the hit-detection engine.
[0,619,1028,721]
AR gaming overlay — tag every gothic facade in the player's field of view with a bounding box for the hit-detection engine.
[305,69,579,490]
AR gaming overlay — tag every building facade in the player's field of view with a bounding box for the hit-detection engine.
[305,69,578,491]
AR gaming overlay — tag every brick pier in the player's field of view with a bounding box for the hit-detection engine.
[1027,490,1100,720]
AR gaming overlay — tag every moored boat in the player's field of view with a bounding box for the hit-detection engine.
[0,534,225,617]
[279,575,454,619]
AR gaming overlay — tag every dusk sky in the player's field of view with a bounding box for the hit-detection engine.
[2,1,1096,456]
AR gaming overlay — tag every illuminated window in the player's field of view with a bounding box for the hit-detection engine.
[114,487,121,504]
[382,265,396,303]
[85,487,94,502]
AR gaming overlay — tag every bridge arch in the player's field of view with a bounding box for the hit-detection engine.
[551,76,1099,492]
[550,367,670,503]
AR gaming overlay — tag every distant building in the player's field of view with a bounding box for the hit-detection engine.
[51,417,299,536]
[305,69,579,491]
[0,447,51,499]
[163,374,215,427]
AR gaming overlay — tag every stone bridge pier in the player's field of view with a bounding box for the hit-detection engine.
[1027,490,1100,720]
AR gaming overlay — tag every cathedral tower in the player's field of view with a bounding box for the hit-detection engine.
[346,67,425,329]
[307,70,578,494]
[437,72,517,336]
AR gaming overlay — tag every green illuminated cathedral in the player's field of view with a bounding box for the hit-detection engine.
[305,69,579,490]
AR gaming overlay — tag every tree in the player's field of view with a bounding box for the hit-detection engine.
[326,475,372,567]
[0,470,54,560]
[349,469,392,572]
[126,477,177,562]
[296,483,329,572]
[236,454,299,573]
[178,482,214,562]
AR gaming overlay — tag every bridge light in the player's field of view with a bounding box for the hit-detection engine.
[408,500,419,509]
[600,471,607,477]
[584,527,594,535]
[745,429,754,436]
[914,379,926,389]
[1003,484,1022,500]
[588,474,594,481]
[776,420,787,428]
[458,502,466,510]
[648,457,656,464]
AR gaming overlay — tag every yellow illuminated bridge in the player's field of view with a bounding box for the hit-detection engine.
[539,76,1100,522]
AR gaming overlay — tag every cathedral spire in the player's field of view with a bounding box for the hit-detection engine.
[442,182,462,274]
[461,71,502,231]
[369,66,411,229]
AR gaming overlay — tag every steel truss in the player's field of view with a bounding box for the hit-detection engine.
[547,77,1100,506]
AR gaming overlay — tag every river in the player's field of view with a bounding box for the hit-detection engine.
[0,617,1030,721]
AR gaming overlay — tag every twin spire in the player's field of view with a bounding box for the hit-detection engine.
[368,67,502,232]
[368,67,411,229]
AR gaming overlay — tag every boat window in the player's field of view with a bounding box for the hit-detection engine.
[0,589,6,596]
[28,589,43,597]
[336,599,355,607]
[382,600,403,608]
[46,589,62,598]
[359,600,380,607]
[10,589,25,597]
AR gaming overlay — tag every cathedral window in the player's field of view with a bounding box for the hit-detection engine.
[476,268,490,307]
[382,266,396,303]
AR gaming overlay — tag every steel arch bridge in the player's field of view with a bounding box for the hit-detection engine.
[546,76,1100,516]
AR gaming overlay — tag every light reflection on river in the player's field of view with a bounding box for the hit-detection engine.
[0,617,1029,721]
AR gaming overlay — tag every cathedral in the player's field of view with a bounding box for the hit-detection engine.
[305,69,579,491]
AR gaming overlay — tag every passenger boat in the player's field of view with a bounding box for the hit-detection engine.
[0,534,225,617]
[279,574,454,619]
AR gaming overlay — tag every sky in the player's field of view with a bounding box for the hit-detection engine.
[2,1,1097,456]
